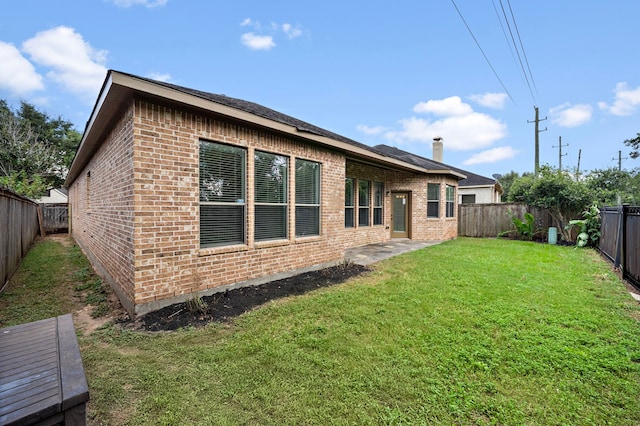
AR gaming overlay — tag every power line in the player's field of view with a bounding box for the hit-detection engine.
[492,0,524,88]
[506,0,539,98]
[497,0,537,104]
[449,0,515,104]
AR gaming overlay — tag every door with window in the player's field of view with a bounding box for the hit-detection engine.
[391,192,410,238]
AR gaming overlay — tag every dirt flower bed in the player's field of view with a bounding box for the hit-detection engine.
[119,263,370,332]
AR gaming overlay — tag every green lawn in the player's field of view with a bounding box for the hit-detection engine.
[4,237,640,425]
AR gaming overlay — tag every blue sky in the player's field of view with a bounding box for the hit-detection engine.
[1,0,640,178]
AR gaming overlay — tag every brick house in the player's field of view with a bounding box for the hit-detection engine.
[373,144,503,204]
[65,71,465,318]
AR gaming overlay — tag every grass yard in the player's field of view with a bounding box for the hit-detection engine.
[3,237,640,425]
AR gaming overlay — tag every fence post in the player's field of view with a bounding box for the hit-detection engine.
[614,205,623,268]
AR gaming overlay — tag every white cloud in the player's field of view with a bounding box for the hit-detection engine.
[240,18,303,50]
[107,0,167,7]
[147,72,172,82]
[468,92,508,109]
[549,103,592,127]
[282,23,302,39]
[462,146,518,165]
[241,33,275,50]
[413,96,472,116]
[384,96,507,151]
[22,26,108,101]
[598,82,640,116]
[0,41,44,95]
[356,124,387,135]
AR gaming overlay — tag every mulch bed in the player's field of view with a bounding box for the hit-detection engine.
[118,263,370,332]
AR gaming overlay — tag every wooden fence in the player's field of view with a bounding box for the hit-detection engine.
[41,203,69,233]
[599,206,640,289]
[0,188,41,290]
[458,203,553,238]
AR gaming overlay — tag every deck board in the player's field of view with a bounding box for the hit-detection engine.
[0,314,89,425]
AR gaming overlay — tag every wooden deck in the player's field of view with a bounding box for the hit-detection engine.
[0,314,89,425]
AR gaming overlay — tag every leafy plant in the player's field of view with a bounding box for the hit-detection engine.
[508,166,594,240]
[499,209,537,240]
[566,204,601,247]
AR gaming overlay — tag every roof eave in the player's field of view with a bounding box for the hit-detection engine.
[66,71,464,184]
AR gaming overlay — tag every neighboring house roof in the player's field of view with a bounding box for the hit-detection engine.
[66,70,465,186]
[35,188,68,204]
[374,144,501,192]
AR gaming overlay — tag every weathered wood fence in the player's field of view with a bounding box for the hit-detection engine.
[41,203,69,233]
[599,206,640,289]
[458,203,553,238]
[0,188,41,290]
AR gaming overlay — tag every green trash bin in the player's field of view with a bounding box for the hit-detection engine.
[548,227,557,245]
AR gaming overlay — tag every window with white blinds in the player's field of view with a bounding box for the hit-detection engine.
[373,182,383,225]
[427,183,440,218]
[344,178,354,228]
[446,184,455,218]
[295,159,320,237]
[358,180,370,227]
[199,140,246,248]
[254,151,288,241]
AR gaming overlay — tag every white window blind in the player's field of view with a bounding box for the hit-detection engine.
[345,178,354,228]
[199,140,246,247]
[373,182,383,225]
[427,183,440,218]
[358,180,370,227]
[255,151,288,241]
[295,159,320,237]
[446,184,455,218]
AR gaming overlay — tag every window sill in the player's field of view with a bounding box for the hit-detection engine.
[198,244,250,257]
[295,235,323,244]
[255,239,290,249]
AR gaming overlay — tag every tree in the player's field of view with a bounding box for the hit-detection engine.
[584,167,637,206]
[624,133,640,159]
[0,100,80,197]
[508,165,594,241]
[497,170,523,202]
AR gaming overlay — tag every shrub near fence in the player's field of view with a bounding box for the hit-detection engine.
[458,203,553,238]
[600,206,640,289]
[0,188,41,289]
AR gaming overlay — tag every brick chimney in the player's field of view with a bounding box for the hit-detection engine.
[432,137,443,162]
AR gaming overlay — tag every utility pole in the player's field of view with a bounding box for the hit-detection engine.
[528,106,547,175]
[576,149,582,180]
[552,136,568,171]
[611,150,629,171]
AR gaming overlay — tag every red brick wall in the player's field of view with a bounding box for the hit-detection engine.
[69,96,458,317]
[69,104,136,313]
[344,161,458,248]
[131,98,349,314]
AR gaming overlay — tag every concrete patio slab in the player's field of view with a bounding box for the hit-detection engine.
[345,239,442,266]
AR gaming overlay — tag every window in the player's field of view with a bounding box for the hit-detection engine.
[358,180,370,227]
[446,185,455,218]
[255,151,288,241]
[461,194,476,204]
[295,159,321,237]
[427,183,440,218]
[373,182,383,225]
[199,140,246,248]
[345,178,354,228]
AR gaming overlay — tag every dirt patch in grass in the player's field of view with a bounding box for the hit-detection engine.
[118,263,370,332]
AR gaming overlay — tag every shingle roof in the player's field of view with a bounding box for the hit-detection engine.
[373,144,499,188]
[67,70,467,185]
[118,71,377,153]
